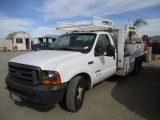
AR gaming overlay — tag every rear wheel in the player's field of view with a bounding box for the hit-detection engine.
[131,61,140,75]
[139,60,142,69]
[66,76,85,112]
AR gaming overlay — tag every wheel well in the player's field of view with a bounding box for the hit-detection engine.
[73,73,91,90]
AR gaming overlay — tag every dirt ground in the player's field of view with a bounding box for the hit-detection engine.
[0,51,160,120]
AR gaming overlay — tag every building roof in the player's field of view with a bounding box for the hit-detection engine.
[6,31,31,39]
[34,35,59,39]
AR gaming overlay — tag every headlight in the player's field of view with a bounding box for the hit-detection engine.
[41,71,61,85]
[48,71,55,78]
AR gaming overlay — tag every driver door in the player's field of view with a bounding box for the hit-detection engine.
[93,34,116,85]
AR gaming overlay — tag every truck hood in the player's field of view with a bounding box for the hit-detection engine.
[10,50,82,70]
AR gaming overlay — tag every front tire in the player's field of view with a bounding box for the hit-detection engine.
[66,76,85,112]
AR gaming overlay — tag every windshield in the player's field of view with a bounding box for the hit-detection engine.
[49,33,96,53]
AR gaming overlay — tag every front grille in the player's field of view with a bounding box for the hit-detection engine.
[8,62,41,85]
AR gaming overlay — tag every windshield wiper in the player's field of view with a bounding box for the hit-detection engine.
[59,48,75,51]
[48,47,77,52]
[48,47,56,50]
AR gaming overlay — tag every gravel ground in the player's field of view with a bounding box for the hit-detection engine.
[0,51,160,120]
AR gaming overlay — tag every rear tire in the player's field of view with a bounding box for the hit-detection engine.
[131,61,139,75]
[66,76,85,112]
[139,60,142,69]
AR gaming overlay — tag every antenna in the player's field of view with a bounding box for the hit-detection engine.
[45,24,46,36]
[128,18,131,25]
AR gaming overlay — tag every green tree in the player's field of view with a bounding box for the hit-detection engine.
[133,18,148,29]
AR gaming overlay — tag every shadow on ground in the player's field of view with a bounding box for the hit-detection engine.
[108,66,160,120]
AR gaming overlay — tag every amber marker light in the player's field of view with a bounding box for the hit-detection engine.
[118,59,122,62]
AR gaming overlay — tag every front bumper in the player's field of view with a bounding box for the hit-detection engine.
[5,75,68,104]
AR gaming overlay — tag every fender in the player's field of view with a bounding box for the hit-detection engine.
[55,60,94,88]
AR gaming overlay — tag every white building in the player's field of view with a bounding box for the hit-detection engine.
[0,38,12,51]
[6,31,31,50]
[33,37,56,44]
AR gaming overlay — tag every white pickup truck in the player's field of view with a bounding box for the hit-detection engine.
[5,16,144,112]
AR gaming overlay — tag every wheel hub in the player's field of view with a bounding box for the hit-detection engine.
[77,87,83,102]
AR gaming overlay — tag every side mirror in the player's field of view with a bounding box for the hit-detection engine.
[106,45,115,56]
[95,47,106,56]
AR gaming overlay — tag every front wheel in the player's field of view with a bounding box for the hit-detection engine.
[66,76,85,112]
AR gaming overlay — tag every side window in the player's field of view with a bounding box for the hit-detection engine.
[95,34,111,49]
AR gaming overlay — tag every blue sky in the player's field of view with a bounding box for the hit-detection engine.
[0,0,160,38]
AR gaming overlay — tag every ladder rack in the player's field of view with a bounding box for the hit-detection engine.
[124,25,136,36]
[56,16,114,32]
